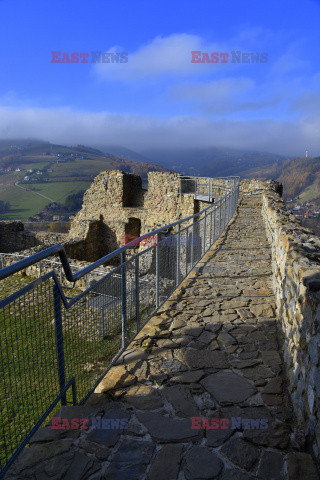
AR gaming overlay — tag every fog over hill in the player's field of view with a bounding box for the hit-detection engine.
[96,144,288,177]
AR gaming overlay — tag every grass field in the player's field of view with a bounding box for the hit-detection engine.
[22,161,51,170]
[0,180,91,220]
[298,180,320,203]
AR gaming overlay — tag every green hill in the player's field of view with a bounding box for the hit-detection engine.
[276,157,320,199]
[237,156,320,203]
[0,140,169,221]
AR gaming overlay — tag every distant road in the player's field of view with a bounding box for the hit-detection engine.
[15,181,56,203]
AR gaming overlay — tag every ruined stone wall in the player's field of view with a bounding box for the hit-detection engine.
[240,178,283,196]
[143,172,195,231]
[67,170,135,256]
[259,184,320,461]
[0,221,39,252]
[66,170,199,261]
[61,171,238,262]
[35,231,67,246]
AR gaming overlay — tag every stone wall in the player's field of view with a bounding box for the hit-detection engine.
[240,178,283,196]
[67,170,133,257]
[66,170,212,262]
[35,231,67,246]
[0,221,39,252]
[258,183,320,462]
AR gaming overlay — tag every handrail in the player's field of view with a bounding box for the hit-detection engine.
[0,177,240,283]
[178,175,239,180]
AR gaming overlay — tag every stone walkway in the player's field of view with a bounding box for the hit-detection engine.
[9,195,319,480]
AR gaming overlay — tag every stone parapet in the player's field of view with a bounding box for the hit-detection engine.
[261,185,320,461]
[240,178,283,196]
[0,221,39,252]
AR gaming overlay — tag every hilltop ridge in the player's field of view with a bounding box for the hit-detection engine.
[0,140,169,220]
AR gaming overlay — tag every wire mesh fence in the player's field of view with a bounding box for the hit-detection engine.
[0,275,59,473]
[0,177,239,477]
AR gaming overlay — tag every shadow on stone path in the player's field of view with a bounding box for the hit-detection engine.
[8,195,319,480]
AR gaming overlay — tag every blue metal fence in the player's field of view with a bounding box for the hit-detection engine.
[0,177,239,477]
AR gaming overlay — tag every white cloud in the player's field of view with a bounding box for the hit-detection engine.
[93,33,230,81]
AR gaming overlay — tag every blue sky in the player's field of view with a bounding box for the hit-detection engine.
[0,0,320,155]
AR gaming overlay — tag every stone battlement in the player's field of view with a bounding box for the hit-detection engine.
[66,171,194,260]
[262,187,320,459]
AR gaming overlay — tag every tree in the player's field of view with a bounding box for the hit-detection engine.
[48,222,58,233]
[64,191,85,212]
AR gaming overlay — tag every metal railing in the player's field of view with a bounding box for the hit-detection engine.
[0,177,239,477]
[0,252,139,292]
[179,175,238,201]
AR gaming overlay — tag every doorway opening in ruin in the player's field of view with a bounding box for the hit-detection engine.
[125,218,141,244]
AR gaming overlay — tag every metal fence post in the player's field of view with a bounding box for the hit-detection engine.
[226,195,229,222]
[176,223,181,286]
[121,251,127,349]
[185,229,189,277]
[210,210,213,246]
[226,196,228,224]
[191,220,195,267]
[135,255,140,333]
[53,284,66,406]
[156,235,159,308]
[203,211,207,253]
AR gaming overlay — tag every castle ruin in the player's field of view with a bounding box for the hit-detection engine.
[60,170,232,261]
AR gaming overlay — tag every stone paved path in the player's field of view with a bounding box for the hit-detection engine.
[9,195,319,480]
